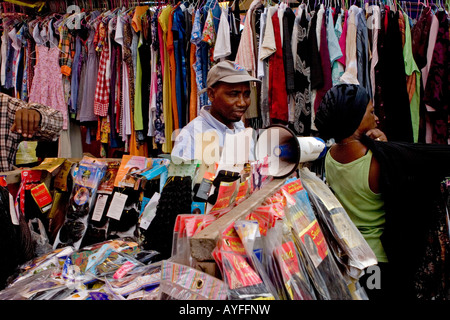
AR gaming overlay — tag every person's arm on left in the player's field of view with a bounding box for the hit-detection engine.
[10,101,63,141]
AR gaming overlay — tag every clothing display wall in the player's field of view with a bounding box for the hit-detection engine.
[0,0,448,166]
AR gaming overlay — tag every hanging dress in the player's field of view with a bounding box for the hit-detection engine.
[28,45,68,130]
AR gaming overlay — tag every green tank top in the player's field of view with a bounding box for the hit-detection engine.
[325,150,388,263]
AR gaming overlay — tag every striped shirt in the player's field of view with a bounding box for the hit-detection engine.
[0,93,63,172]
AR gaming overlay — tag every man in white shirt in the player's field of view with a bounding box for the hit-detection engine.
[171,60,260,163]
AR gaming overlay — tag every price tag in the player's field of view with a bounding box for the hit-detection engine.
[92,194,108,222]
[106,192,128,220]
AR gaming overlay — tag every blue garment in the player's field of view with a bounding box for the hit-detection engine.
[69,36,82,114]
[172,6,185,129]
[171,106,246,160]
[191,10,206,110]
[5,32,14,90]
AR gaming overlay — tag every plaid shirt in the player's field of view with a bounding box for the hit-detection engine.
[0,93,63,172]
[94,22,110,117]
[59,24,74,76]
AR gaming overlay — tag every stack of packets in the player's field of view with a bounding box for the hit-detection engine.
[0,237,229,301]
[0,238,161,300]
[209,176,377,300]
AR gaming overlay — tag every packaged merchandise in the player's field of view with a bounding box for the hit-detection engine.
[299,168,378,278]
[53,157,107,250]
[282,178,353,300]
[159,261,228,300]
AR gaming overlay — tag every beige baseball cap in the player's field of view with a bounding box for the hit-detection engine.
[199,60,260,94]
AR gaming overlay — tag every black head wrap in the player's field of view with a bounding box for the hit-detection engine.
[314,84,370,142]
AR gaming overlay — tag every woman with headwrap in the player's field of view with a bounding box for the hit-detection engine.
[315,84,450,301]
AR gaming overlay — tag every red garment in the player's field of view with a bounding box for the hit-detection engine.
[269,11,289,122]
[337,10,348,66]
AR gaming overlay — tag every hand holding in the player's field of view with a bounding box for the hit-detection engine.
[11,108,41,139]
[366,128,388,142]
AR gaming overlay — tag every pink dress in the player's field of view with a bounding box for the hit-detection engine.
[29,45,67,130]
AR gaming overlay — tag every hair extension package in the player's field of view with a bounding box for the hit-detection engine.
[282,178,354,300]
[53,157,107,250]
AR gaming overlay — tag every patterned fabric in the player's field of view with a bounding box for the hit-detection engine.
[28,45,68,130]
[0,93,63,172]
[235,0,260,77]
[423,10,449,145]
[58,24,74,76]
[94,22,111,117]
[191,9,206,110]
[292,9,312,136]
[153,10,165,145]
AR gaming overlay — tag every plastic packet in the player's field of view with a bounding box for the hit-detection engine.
[105,263,161,297]
[264,222,317,300]
[107,188,141,240]
[0,268,66,300]
[28,218,53,257]
[126,286,160,300]
[64,284,126,300]
[171,214,216,267]
[10,246,74,286]
[83,242,144,279]
[234,220,280,300]
[282,179,353,300]
[53,157,107,250]
[159,260,228,300]
[65,238,140,276]
[213,223,275,300]
[299,168,378,275]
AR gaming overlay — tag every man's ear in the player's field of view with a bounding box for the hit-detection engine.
[207,87,215,102]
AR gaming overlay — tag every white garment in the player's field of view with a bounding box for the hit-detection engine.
[122,67,132,138]
[259,5,278,61]
[339,8,359,85]
[278,2,287,46]
[114,10,125,46]
[316,4,325,50]
[369,5,381,104]
[213,6,231,61]
[257,8,268,79]
[1,31,7,86]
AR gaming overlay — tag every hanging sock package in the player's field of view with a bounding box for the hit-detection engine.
[282,178,353,300]
[299,168,378,278]
[213,223,276,300]
[234,219,280,300]
[264,222,317,300]
[53,157,107,250]
[171,214,216,267]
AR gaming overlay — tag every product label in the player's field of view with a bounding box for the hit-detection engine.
[299,220,329,267]
[92,194,108,222]
[30,183,53,213]
[221,252,263,289]
[106,192,128,220]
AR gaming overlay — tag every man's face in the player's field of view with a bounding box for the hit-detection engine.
[207,81,251,128]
